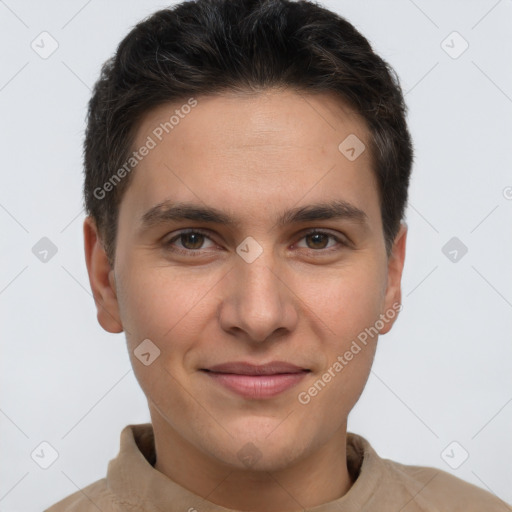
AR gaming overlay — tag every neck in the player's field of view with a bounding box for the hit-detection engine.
[150,410,353,511]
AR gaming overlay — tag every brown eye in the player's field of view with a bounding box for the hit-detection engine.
[164,229,216,255]
[295,230,344,252]
[179,232,206,250]
[305,232,330,249]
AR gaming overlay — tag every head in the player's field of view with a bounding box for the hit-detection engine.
[84,0,412,476]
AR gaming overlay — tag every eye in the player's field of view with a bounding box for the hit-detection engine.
[295,230,347,251]
[164,229,217,255]
[163,228,348,258]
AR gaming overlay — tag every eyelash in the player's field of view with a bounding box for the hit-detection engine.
[163,228,348,257]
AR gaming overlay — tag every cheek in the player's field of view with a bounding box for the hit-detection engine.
[116,264,218,352]
[294,268,383,424]
[293,262,384,402]
[297,343,376,441]
[116,267,211,414]
[301,261,386,341]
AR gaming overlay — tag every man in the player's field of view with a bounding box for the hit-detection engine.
[46,0,511,510]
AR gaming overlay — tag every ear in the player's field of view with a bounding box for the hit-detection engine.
[379,222,407,335]
[83,216,123,333]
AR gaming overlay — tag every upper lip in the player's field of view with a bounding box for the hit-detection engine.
[202,361,310,375]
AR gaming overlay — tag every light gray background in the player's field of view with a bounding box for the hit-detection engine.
[1,0,511,510]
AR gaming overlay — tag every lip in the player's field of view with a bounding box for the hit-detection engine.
[201,361,310,399]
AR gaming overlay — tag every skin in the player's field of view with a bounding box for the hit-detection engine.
[84,88,407,511]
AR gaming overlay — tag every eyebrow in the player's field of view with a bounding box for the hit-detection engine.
[139,199,368,232]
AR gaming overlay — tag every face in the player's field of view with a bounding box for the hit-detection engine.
[85,88,406,473]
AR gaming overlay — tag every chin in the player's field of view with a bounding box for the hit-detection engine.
[226,414,293,441]
[219,421,309,470]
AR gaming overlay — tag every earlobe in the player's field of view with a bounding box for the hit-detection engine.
[380,222,407,335]
[83,216,124,333]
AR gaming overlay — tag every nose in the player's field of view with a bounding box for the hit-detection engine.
[218,251,299,344]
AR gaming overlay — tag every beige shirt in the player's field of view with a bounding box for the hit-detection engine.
[45,423,511,511]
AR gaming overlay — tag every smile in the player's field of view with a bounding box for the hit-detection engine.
[200,369,310,399]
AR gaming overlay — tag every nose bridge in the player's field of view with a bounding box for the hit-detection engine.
[236,234,281,297]
[219,242,297,342]
[240,253,280,306]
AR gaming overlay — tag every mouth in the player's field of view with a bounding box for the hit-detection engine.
[200,361,311,399]
[201,361,310,375]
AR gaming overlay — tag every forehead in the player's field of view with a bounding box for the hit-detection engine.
[133,88,369,158]
[119,89,379,228]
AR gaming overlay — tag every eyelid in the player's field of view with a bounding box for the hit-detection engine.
[293,228,350,249]
[163,227,349,255]
[165,228,217,247]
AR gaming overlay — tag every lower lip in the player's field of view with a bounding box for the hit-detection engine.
[202,371,309,399]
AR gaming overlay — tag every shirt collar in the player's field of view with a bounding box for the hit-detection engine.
[106,423,382,511]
